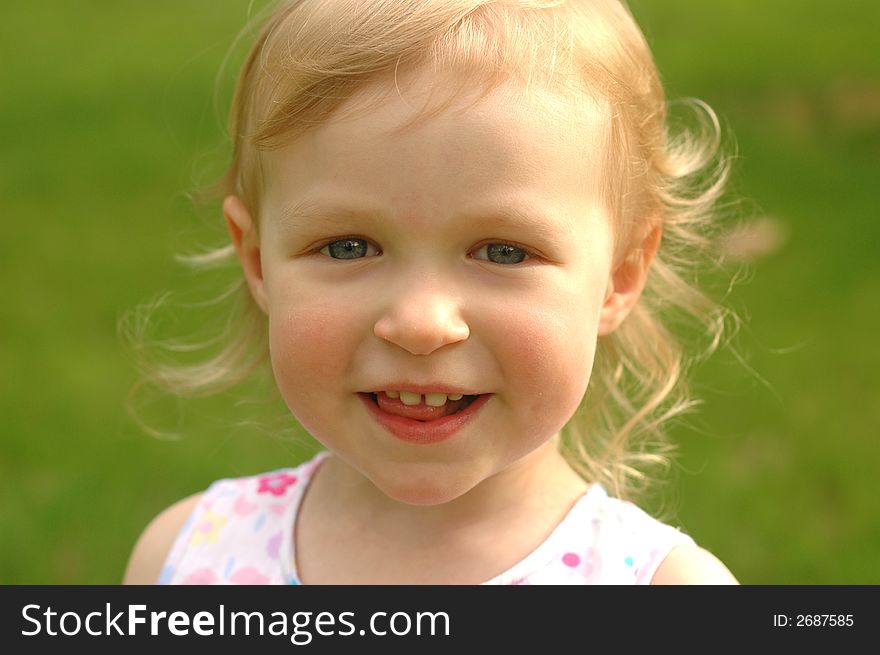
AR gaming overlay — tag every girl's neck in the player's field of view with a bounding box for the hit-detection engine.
[294,441,590,583]
[312,441,588,540]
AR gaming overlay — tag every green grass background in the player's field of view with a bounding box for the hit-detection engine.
[1,1,877,584]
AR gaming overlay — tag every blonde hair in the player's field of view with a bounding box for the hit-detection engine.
[126,0,740,501]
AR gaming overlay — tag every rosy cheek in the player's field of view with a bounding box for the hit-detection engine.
[485,298,597,422]
[268,301,356,405]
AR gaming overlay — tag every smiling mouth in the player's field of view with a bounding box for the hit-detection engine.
[358,391,492,444]
[364,392,481,422]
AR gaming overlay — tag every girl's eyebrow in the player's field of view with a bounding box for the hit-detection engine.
[463,205,564,240]
[277,197,566,242]
[277,199,380,233]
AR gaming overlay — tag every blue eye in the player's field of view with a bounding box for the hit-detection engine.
[473,242,530,265]
[319,238,380,260]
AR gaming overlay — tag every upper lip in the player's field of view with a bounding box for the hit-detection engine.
[362,384,484,395]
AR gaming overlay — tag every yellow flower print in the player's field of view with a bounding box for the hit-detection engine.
[190,511,228,545]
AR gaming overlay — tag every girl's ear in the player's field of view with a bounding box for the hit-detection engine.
[224,195,268,313]
[598,225,662,336]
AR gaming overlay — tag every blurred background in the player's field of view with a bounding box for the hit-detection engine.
[1,0,877,584]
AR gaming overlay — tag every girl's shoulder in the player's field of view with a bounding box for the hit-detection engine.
[123,451,329,585]
[588,488,738,584]
[485,484,734,585]
[650,543,739,584]
[592,489,739,584]
[123,492,204,584]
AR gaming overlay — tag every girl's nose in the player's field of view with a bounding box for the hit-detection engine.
[373,287,470,356]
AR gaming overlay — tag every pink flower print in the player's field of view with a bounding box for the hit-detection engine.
[233,494,258,516]
[181,568,218,585]
[562,552,581,568]
[257,472,298,496]
[634,550,662,584]
[189,511,228,545]
[559,548,595,581]
[582,547,596,580]
[229,566,270,585]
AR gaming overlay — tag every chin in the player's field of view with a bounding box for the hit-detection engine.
[368,466,477,507]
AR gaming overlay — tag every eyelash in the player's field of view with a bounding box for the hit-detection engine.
[315,238,534,265]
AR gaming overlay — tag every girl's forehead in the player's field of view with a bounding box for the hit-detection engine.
[265,69,610,178]
[339,68,606,136]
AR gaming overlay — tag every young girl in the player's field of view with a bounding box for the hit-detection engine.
[124,0,739,585]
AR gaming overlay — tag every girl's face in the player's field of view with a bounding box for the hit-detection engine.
[234,73,645,505]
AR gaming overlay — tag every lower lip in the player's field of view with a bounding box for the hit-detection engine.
[358,393,492,444]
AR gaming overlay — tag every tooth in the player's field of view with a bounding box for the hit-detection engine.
[425,393,448,407]
[384,390,400,399]
[447,393,463,401]
[399,391,421,406]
